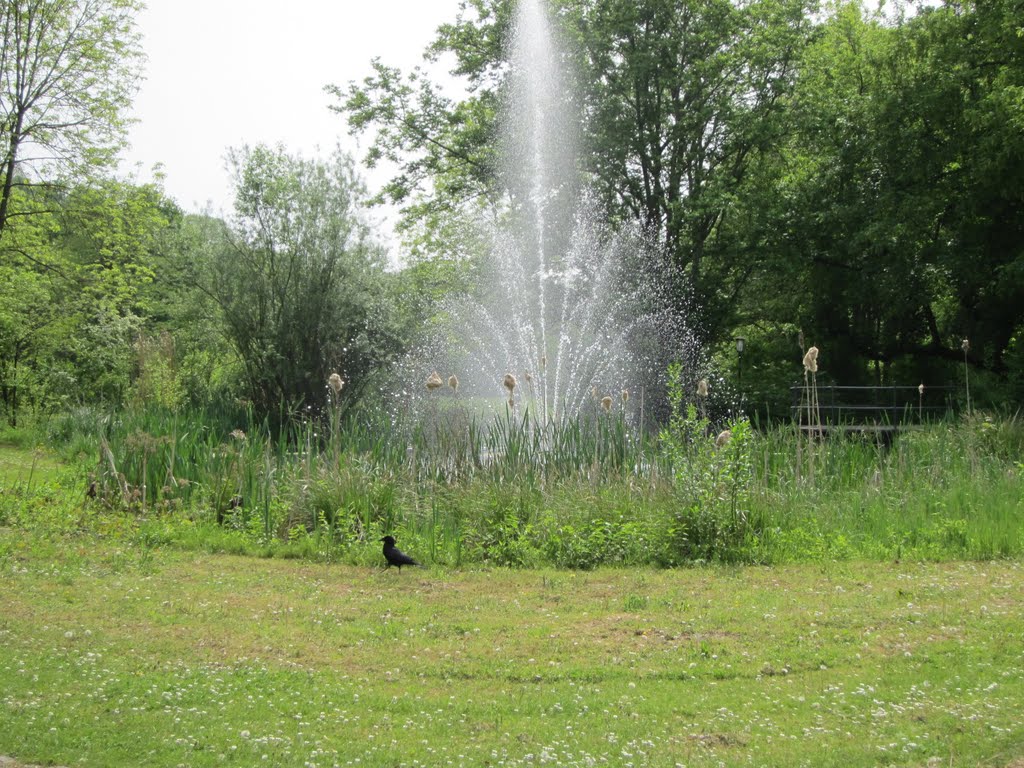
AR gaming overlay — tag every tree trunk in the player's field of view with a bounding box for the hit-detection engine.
[0,117,24,239]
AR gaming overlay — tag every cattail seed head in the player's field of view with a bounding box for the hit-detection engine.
[918,383,925,396]
[803,346,819,373]
[961,338,970,353]
[697,379,709,398]
[524,371,533,384]
[328,372,344,395]
[601,395,613,412]
[448,374,459,392]
[503,373,517,393]
[425,371,443,391]
[715,429,732,448]
[622,389,629,403]
[540,355,547,369]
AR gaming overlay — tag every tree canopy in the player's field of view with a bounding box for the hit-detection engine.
[337,0,1024,409]
[197,145,403,417]
[0,0,143,241]
[3,0,1023,425]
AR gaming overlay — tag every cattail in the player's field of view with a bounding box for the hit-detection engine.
[328,372,344,395]
[697,379,708,398]
[503,373,517,393]
[448,374,459,392]
[591,386,598,400]
[918,383,925,396]
[961,339,972,415]
[524,371,533,384]
[540,355,547,369]
[715,429,732,448]
[425,371,443,391]
[803,346,819,373]
[601,395,613,412]
[622,389,629,403]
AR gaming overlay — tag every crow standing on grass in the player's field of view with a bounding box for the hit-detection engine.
[380,535,420,572]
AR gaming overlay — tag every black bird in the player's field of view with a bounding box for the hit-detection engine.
[380,535,420,572]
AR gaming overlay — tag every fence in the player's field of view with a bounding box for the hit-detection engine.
[790,384,957,432]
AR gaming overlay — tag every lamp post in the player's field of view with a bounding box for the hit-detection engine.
[735,337,746,395]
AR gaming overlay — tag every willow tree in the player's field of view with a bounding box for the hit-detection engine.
[203,145,400,417]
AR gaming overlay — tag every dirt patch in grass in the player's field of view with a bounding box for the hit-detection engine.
[0,757,69,768]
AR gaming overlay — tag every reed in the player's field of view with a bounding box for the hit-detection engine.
[22,398,1020,568]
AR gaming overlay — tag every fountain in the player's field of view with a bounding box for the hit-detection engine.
[400,0,694,427]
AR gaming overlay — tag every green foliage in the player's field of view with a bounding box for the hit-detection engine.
[0,180,174,424]
[202,144,403,418]
[658,362,756,564]
[576,0,816,320]
[746,0,1024,398]
[334,0,1024,409]
[542,514,647,570]
[0,0,143,238]
[337,0,817,341]
[3,405,1023,567]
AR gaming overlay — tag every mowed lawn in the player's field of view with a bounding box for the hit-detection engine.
[0,444,63,488]
[0,536,1022,767]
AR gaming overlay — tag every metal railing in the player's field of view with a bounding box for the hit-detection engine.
[790,384,957,428]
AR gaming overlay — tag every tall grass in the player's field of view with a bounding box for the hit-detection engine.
[21,403,1024,567]
[750,413,1024,561]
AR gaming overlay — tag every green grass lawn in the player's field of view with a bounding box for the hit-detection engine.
[1,531,1022,767]
[0,443,63,488]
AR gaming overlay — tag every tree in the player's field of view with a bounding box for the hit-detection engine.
[0,0,142,241]
[0,178,172,423]
[575,0,814,312]
[336,0,816,337]
[752,0,1024,391]
[202,145,401,417]
[336,0,1024,405]
[141,212,240,410]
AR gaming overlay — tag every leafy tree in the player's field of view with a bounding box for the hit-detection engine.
[335,0,816,337]
[0,240,63,423]
[142,212,241,410]
[574,0,815,317]
[0,0,143,240]
[0,178,171,423]
[201,145,401,417]
[53,180,171,404]
[752,0,1024,394]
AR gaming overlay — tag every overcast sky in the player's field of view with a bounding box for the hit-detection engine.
[120,0,463,240]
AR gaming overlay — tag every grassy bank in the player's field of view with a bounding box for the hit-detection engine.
[2,407,1020,567]
[0,536,1021,767]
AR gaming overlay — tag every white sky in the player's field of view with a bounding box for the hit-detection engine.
[120,0,463,244]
